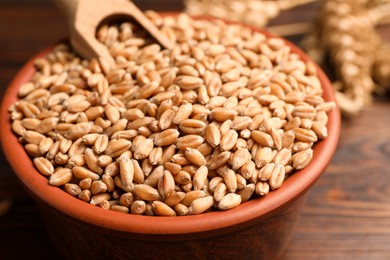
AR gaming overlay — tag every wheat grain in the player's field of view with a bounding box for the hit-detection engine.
[10,13,334,215]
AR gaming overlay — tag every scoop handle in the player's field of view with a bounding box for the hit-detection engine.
[53,0,79,23]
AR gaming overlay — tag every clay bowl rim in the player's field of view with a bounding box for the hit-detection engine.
[0,14,341,236]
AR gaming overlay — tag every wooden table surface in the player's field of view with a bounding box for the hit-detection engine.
[1,1,390,259]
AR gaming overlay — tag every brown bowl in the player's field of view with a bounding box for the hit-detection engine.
[0,14,340,260]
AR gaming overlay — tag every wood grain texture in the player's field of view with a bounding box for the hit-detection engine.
[1,1,390,259]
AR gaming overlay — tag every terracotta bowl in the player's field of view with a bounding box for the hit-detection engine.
[0,15,340,260]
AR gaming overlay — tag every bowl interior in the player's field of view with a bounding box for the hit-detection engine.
[0,15,341,235]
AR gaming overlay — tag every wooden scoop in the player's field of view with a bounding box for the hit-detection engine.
[54,0,174,67]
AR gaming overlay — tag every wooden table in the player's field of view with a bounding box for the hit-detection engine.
[1,1,390,259]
